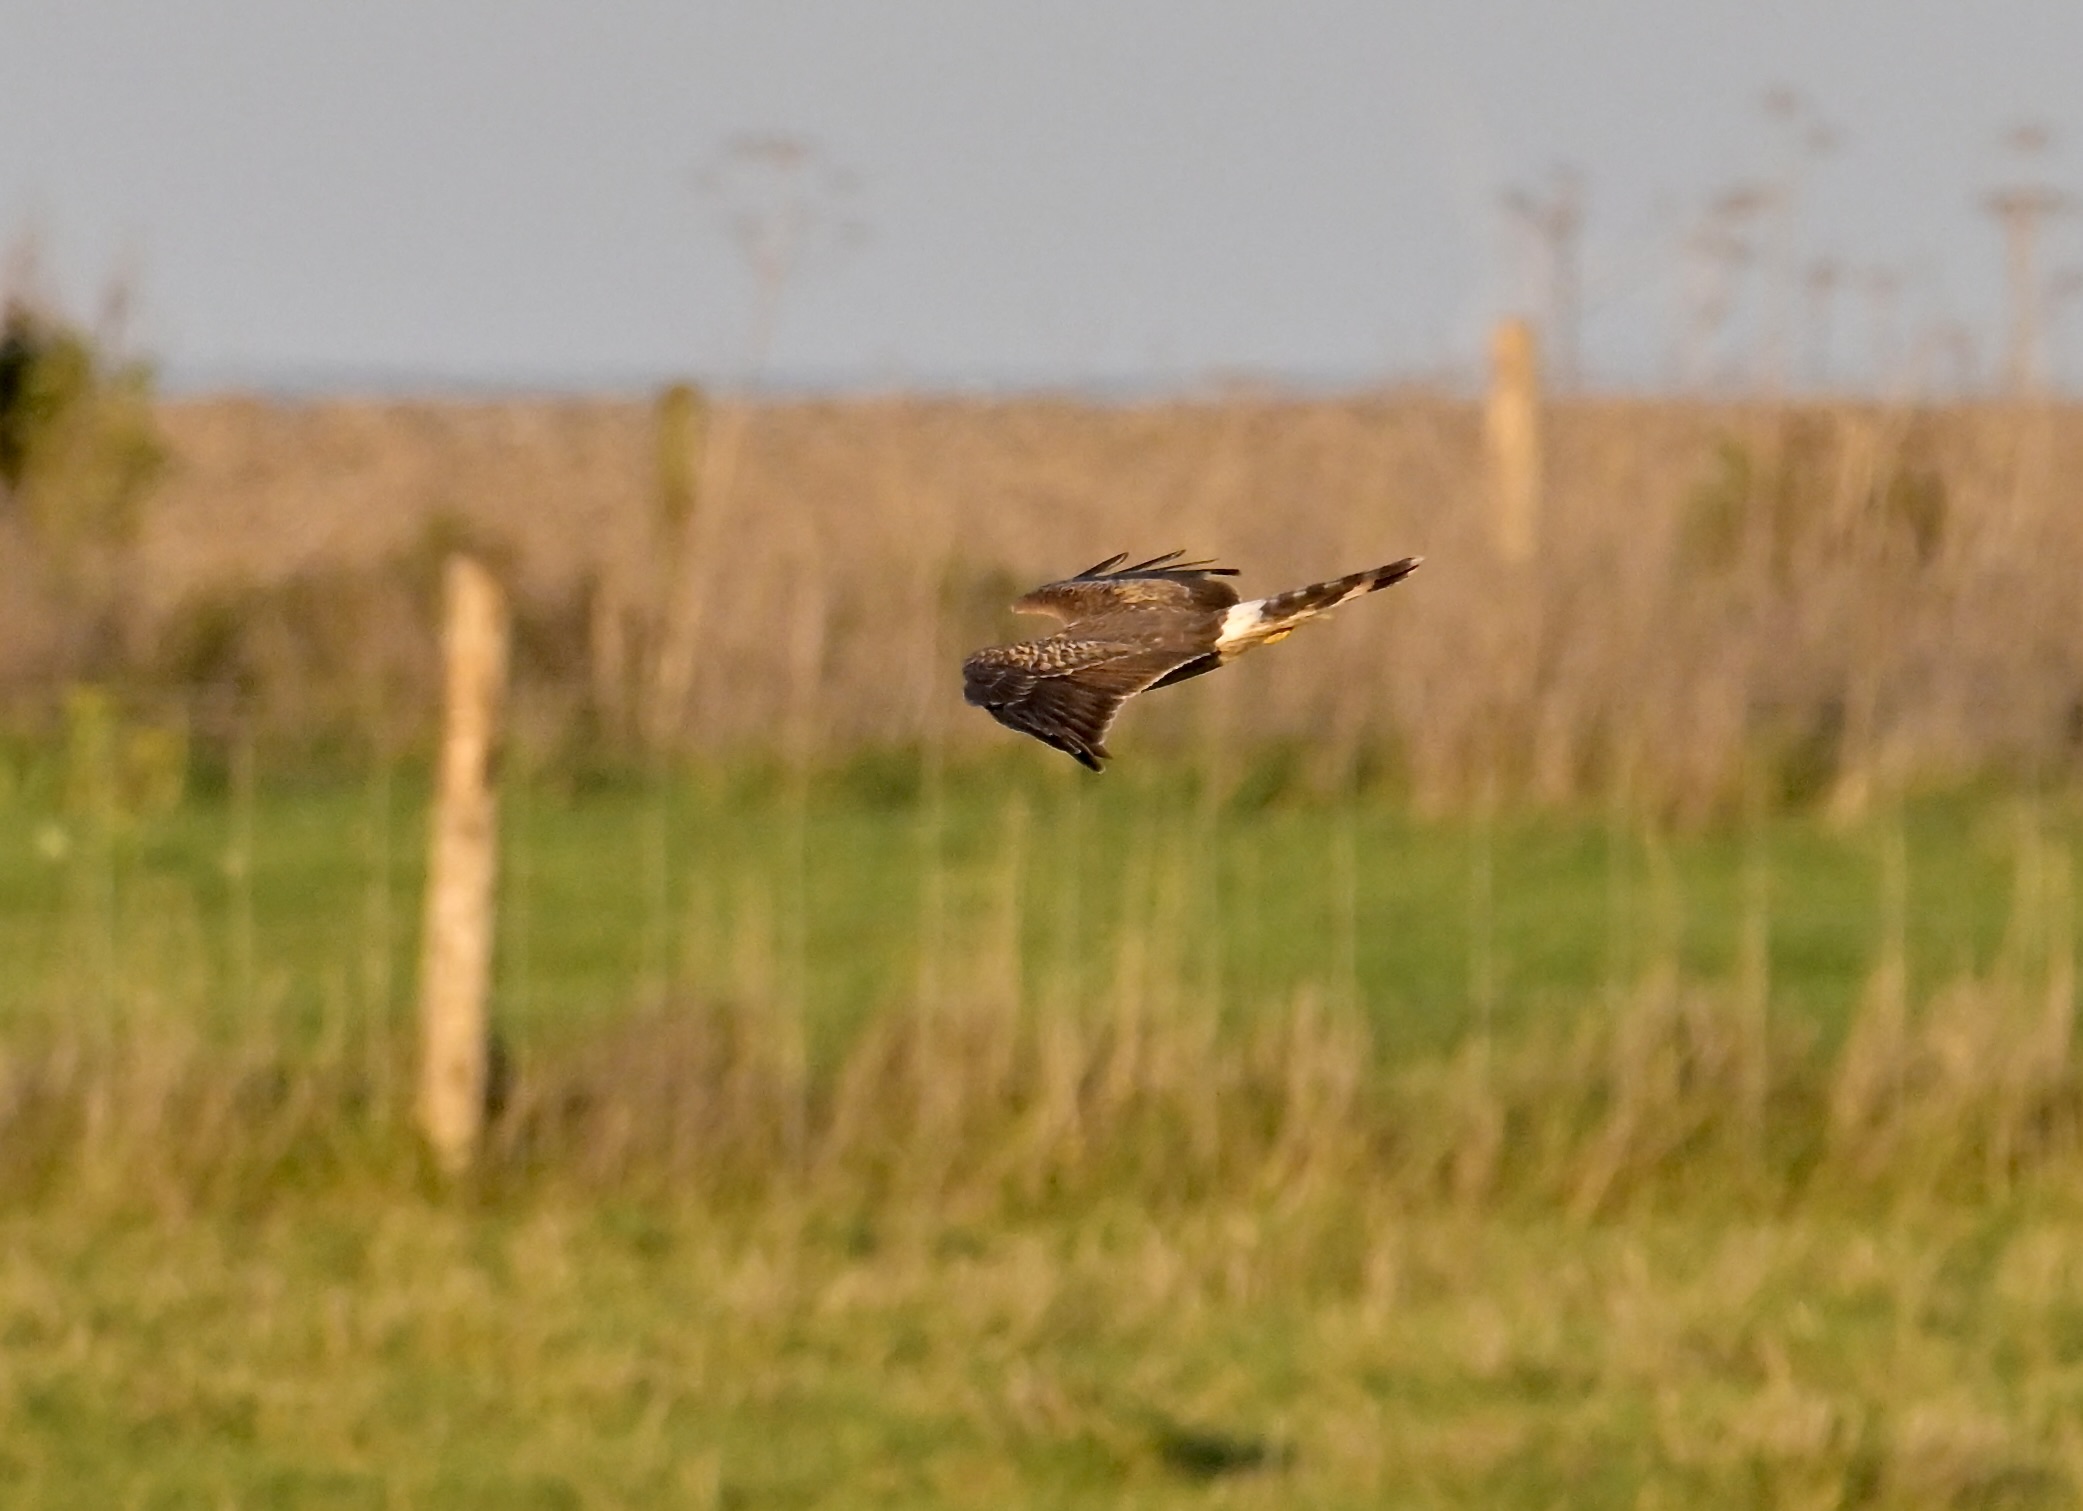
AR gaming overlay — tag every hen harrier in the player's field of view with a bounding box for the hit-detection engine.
[962,551,1421,770]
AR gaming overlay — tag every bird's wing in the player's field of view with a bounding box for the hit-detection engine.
[1013,550,1241,622]
[961,635,1202,770]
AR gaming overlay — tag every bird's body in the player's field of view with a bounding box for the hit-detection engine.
[962,551,1420,769]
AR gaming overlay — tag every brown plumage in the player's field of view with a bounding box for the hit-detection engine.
[962,551,1421,770]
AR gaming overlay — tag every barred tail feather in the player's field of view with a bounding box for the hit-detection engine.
[1258,557,1421,622]
[1217,556,1421,652]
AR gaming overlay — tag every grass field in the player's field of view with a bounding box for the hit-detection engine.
[10,1200,2083,1508]
[0,739,2064,1055]
[18,357,2083,1500]
[5,741,2083,1503]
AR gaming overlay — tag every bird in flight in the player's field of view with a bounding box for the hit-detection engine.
[962,551,1421,770]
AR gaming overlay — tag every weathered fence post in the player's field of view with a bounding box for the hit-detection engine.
[1485,316,1544,564]
[418,554,509,1176]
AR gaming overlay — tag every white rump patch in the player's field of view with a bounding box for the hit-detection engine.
[1215,599,1269,653]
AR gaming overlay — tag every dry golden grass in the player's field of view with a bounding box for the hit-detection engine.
[108,392,2083,812]
[2,909,2077,1223]
[7,948,2083,1505]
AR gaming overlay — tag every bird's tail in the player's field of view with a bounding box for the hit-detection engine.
[1258,557,1422,623]
[1218,556,1421,651]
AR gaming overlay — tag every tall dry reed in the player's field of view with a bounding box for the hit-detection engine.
[4,953,2080,1219]
[100,393,2083,812]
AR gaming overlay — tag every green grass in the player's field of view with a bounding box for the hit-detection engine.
[7,1199,2083,1508]
[5,741,2083,1506]
[0,745,2057,1056]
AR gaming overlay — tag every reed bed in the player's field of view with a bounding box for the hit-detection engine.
[51,392,2077,816]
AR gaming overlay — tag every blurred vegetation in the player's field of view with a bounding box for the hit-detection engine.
[0,295,167,694]
[3,770,2083,1502]
[4,380,2082,820]
[2,720,2062,1057]
[0,296,163,560]
[652,379,707,536]
[14,1190,2083,1507]
[11,340,2083,1501]
[31,389,2069,822]
[1682,415,1950,578]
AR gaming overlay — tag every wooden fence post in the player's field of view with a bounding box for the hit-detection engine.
[418,554,509,1176]
[1485,316,1544,564]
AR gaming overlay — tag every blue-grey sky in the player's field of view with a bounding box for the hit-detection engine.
[5,1,2081,393]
